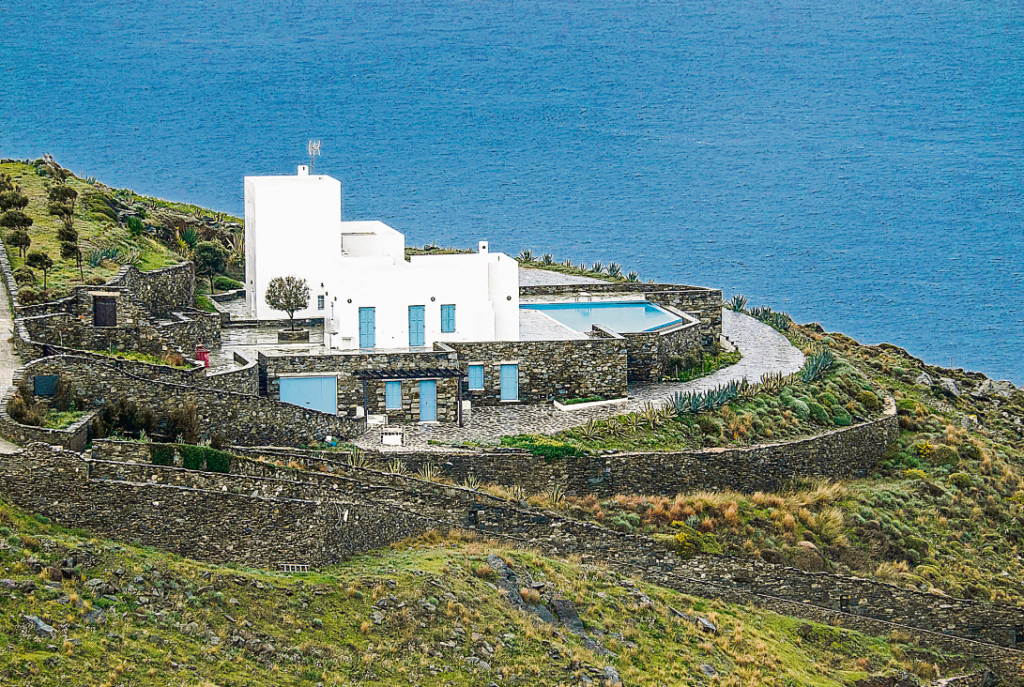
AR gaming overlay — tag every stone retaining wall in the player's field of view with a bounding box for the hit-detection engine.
[106,263,195,317]
[203,351,259,395]
[4,443,1022,678]
[446,335,628,406]
[0,386,96,452]
[622,319,702,382]
[20,355,359,445]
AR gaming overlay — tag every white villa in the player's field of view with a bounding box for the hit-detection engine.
[244,165,519,350]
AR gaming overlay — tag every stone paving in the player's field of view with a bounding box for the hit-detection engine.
[518,268,607,286]
[354,309,805,451]
[0,294,25,453]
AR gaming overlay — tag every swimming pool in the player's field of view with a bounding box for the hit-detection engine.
[521,301,682,333]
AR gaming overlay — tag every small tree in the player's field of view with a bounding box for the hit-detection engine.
[264,276,310,330]
[26,250,53,288]
[0,210,33,233]
[0,191,29,212]
[48,185,77,212]
[56,212,82,280]
[6,230,30,257]
[193,240,228,293]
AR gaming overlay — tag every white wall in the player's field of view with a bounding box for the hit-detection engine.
[244,168,520,346]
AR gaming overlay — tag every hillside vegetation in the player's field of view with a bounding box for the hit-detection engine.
[0,499,977,687]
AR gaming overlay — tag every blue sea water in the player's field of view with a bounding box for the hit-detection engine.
[1,0,1021,383]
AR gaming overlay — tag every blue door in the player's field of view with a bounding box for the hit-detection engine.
[419,380,436,421]
[358,307,375,348]
[408,305,425,347]
[280,376,338,415]
[500,364,518,401]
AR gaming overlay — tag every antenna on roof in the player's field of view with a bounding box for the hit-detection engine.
[307,139,322,173]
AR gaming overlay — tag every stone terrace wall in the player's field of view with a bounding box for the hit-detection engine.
[107,263,195,317]
[234,401,898,496]
[520,282,723,347]
[623,320,701,382]
[8,443,1024,676]
[446,335,628,406]
[76,440,1024,653]
[22,355,359,445]
[261,348,461,422]
[203,351,259,395]
[0,385,97,452]
[0,445,431,567]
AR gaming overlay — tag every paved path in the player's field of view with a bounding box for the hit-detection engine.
[0,294,23,453]
[355,310,805,451]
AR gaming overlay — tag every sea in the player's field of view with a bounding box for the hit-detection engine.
[1,0,1021,383]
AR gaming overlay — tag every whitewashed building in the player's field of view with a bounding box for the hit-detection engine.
[244,166,519,349]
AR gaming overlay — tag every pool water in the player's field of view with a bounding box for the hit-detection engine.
[521,301,681,334]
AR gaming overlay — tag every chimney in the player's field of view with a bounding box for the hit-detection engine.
[297,165,309,176]
[478,241,489,254]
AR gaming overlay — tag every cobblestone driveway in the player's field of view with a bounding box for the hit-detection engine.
[355,310,805,451]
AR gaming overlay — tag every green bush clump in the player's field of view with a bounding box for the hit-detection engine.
[819,392,837,407]
[807,402,830,424]
[931,445,957,465]
[896,399,918,416]
[180,444,205,470]
[213,276,244,291]
[150,444,175,466]
[670,522,721,558]
[859,390,880,412]
[831,405,852,426]
[205,448,232,473]
[948,472,972,490]
[957,443,981,462]
[500,434,582,460]
[697,416,723,437]
[788,399,810,420]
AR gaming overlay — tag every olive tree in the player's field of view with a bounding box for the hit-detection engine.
[26,250,53,288]
[264,276,310,330]
[193,240,228,293]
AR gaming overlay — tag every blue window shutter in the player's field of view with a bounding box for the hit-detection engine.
[468,365,483,390]
[500,364,518,401]
[385,381,401,410]
[441,304,456,333]
[409,306,425,347]
[359,308,375,348]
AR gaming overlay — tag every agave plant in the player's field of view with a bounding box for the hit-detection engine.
[563,258,574,267]
[417,462,440,481]
[546,483,566,506]
[346,448,368,469]
[114,246,142,267]
[386,457,407,475]
[541,253,554,265]
[727,294,748,312]
[463,473,482,490]
[737,378,759,401]
[669,380,743,416]
[801,348,836,383]
[607,263,622,278]
[759,370,786,394]
[507,484,527,502]
[626,271,640,282]
[226,231,244,266]
[580,419,601,442]
[642,403,661,429]
[623,413,644,432]
[517,249,535,263]
[590,261,604,274]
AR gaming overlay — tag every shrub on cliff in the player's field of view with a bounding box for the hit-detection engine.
[807,402,830,424]
[831,405,852,427]
[150,444,175,467]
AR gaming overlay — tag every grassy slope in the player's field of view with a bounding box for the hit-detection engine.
[0,500,972,687]
[0,161,181,293]
[542,323,1024,607]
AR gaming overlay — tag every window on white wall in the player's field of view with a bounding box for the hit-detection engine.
[441,304,456,333]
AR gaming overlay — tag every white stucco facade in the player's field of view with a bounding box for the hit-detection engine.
[244,166,519,349]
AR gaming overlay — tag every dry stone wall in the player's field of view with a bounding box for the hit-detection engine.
[20,355,359,445]
[623,321,702,382]
[106,263,195,317]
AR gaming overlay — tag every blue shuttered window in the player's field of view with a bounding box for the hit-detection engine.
[409,305,425,347]
[440,304,456,333]
[358,307,375,348]
[500,364,519,401]
[467,364,483,390]
[385,381,401,410]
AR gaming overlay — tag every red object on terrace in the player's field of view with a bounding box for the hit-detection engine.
[195,345,210,368]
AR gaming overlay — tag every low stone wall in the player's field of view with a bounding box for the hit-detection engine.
[202,351,259,394]
[107,263,195,317]
[22,355,360,445]
[623,319,701,382]
[4,443,1023,678]
[0,386,96,452]
[0,445,430,568]
[158,310,222,351]
[520,282,723,347]
[446,335,628,406]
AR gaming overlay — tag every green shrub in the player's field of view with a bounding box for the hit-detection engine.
[150,444,175,466]
[957,443,981,462]
[896,399,918,416]
[697,416,723,437]
[931,445,957,465]
[213,276,243,291]
[808,402,830,424]
[205,448,232,473]
[499,434,582,460]
[904,468,928,480]
[180,444,205,470]
[789,399,810,420]
[831,405,852,426]
[819,392,837,407]
[948,472,972,490]
[670,522,721,558]
[859,390,880,412]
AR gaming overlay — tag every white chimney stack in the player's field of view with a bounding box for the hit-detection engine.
[297,165,309,176]
[478,241,489,254]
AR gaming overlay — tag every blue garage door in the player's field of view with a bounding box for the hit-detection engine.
[279,376,338,415]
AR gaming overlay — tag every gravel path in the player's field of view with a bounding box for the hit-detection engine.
[0,294,24,453]
[355,310,805,451]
